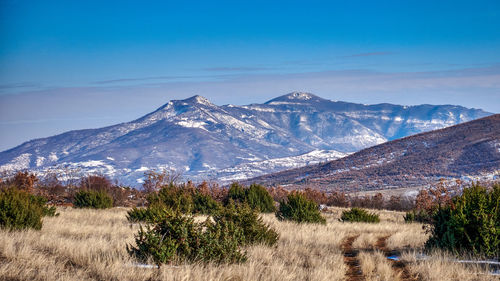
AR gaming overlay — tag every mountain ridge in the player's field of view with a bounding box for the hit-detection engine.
[243,114,500,191]
[0,92,492,185]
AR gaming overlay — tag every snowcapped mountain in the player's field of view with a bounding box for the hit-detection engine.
[0,92,491,186]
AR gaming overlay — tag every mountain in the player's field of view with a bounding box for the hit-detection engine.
[244,114,500,192]
[0,92,491,185]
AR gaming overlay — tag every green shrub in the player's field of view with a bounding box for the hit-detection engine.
[227,183,276,213]
[127,204,171,223]
[227,182,246,203]
[193,192,222,215]
[148,184,193,213]
[73,190,113,209]
[425,184,499,258]
[340,208,380,223]
[214,202,278,246]
[30,193,58,217]
[245,184,276,213]
[404,209,433,223]
[0,188,52,230]
[127,209,246,265]
[276,192,326,224]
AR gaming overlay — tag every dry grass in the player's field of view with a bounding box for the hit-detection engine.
[402,251,500,281]
[0,207,497,281]
[359,250,399,281]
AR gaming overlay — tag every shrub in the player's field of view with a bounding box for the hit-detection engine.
[227,183,276,213]
[227,182,246,203]
[127,204,171,223]
[73,190,113,209]
[276,192,326,224]
[192,192,222,215]
[148,184,193,213]
[425,184,499,258]
[245,184,276,213]
[0,188,50,230]
[404,209,433,223]
[214,202,278,246]
[30,193,58,217]
[340,208,380,223]
[127,209,246,265]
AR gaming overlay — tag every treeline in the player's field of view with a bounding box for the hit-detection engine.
[1,170,476,213]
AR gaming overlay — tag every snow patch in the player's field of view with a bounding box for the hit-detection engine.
[36,156,45,167]
[48,152,58,161]
[0,153,31,172]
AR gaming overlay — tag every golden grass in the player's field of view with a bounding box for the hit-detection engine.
[359,250,399,281]
[0,207,497,281]
[402,251,500,281]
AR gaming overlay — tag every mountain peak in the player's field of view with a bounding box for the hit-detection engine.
[265,92,323,104]
[285,92,316,100]
[183,95,213,105]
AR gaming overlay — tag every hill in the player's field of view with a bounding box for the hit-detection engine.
[244,114,500,192]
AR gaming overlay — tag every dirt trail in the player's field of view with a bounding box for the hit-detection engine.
[341,235,365,281]
[375,236,420,281]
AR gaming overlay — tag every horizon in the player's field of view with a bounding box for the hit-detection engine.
[1,1,500,150]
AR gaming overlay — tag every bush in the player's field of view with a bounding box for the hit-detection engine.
[73,190,113,209]
[404,209,433,223]
[127,209,246,265]
[214,202,278,246]
[127,201,279,265]
[227,183,276,213]
[193,192,222,215]
[340,208,380,223]
[425,184,499,258]
[245,184,276,213]
[127,204,171,223]
[148,184,193,213]
[276,192,326,224]
[0,188,52,230]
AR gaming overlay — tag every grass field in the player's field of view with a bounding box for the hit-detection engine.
[0,207,497,281]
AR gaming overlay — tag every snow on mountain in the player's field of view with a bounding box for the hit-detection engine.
[0,92,491,186]
[244,114,500,192]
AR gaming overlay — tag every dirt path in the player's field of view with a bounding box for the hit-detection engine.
[341,235,365,281]
[375,236,420,281]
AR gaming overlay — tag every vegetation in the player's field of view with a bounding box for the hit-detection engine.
[340,208,380,223]
[192,191,222,214]
[213,203,278,246]
[0,187,56,230]
[147,183,194,213]
[3,206,495,281]
[276,192,326,224]
[126,204,171,223]
[73,190,113,209]
[227,183,276,213]
[127,209,246,265]
[404,209,433,223]
[425,184,500,258]
[127,203,279,265]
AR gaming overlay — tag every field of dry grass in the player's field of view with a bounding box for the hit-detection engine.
[0,207,497,281]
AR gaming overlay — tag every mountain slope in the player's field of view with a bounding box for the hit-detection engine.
[0,92,491,185]
[244,114,500,191]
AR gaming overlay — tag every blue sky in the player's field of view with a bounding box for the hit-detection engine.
[1,0,499,151]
